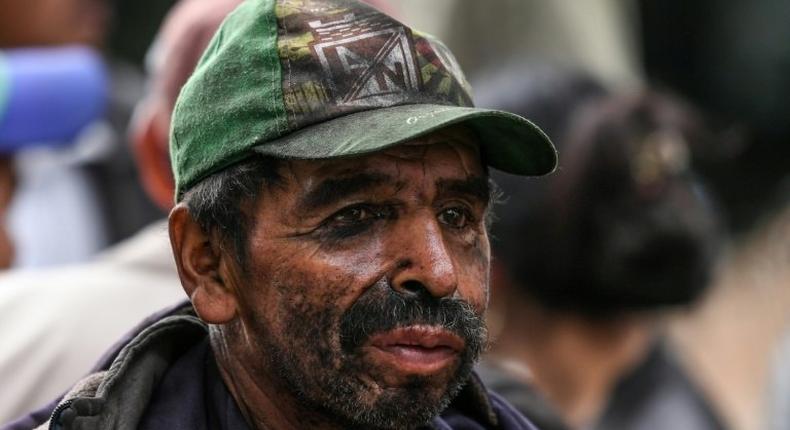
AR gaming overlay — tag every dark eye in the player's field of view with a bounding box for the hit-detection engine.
[321,204,393,240]
[438,207,473,229]
[331,205,376,225]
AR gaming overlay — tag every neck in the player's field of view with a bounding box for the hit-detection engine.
[210,328,344,430]
[491,296,654,428]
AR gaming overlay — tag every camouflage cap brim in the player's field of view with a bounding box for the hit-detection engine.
[253,103,557,176]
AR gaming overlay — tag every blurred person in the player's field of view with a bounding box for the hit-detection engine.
[766,202,790,426]
[631,12,790,422]
[0,0,116,267]
[763,183,790,430]
[483,91,727,430]
[763,196,790,430]
[674,183,790,430]
[129,0,248,210]
[472,64,608,430]
[0,46,109,269]
[638,5,790,427]
[7,0,559,428]
[0,0,244,423]
[640,0,790,234]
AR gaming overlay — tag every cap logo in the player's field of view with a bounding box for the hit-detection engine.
[277,0,473,129]
[308,12,420,105]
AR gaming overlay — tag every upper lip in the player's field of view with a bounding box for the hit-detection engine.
[367,325,465,352]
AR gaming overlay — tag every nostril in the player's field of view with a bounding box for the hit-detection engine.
[397,280,428,298]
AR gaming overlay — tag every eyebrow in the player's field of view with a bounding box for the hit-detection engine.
[298,172,392,212]
[436,176,491,205]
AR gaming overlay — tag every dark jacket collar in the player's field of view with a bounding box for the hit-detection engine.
[9,302,536,430]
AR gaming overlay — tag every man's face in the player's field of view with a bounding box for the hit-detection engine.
[223,127,491,429]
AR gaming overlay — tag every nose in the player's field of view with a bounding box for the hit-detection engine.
[389,214,458,299]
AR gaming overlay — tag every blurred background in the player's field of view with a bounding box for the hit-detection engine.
[0,0,787,429]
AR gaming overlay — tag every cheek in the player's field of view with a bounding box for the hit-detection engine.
[244,236,390,330]
[453,233,491,313]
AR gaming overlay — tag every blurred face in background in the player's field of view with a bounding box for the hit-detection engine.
[129,0,245,211]
[0,0,109,48]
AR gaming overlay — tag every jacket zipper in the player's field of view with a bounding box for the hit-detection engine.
[48,399,73,430]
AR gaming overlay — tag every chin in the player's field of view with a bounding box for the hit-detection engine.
[302,352,473,430]
[339,383,457,430]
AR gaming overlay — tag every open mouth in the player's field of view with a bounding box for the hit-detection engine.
[365,325,464,375]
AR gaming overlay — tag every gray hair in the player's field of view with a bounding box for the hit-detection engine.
[182,155,282,267]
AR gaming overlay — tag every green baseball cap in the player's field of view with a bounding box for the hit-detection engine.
[171,0,557,199]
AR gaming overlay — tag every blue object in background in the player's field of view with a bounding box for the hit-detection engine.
[0,46,108,152]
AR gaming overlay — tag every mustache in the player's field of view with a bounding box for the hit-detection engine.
[339,279,488,356]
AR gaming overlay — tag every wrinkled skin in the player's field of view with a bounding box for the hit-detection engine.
[170,127,492,430]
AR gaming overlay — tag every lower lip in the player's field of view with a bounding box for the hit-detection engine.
[367,345,458,375]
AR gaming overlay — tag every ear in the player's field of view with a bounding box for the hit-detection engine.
[169,203,238,324]
[129,100,176,212]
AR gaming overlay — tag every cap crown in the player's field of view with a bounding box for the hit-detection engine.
[171,0,474,198]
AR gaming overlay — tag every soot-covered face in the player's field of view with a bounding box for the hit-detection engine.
[222,128,491,429]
